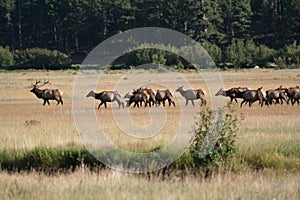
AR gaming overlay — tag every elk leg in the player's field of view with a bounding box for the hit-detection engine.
[185,99,189,106]
[191,100,195,106]
[249,101,253,107]
[60,99,63,105]
[98,102,103,109]
[240,100,245,108]
[234,98,238,103]
[46,100,50,105]
[172,101,175,107]
[291,99,295,106]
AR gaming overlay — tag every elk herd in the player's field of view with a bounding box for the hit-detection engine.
[30,80,300,109]
[215,85,300,107]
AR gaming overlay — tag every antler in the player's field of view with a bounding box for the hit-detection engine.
[34,79,51,88]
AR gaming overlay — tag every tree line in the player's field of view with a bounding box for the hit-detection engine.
[0,0,299,69]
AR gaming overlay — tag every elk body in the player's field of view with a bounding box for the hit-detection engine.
[215,87,249,103]
[240,87,266,107]
[285,86,300,105]
[86,90,124,109]
[175,86,206,106]
[155,89,175,107]
[124,92,147,107]
[266,86,288,105]
[30,80,63,106]
[133,87,156,107]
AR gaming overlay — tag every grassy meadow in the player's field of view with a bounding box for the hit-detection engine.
[0,69,299,199]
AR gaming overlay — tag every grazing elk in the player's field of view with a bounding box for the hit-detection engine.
[240,87,266,107]
[215,87,249,103]
[124,92,147,108]
[266,86,288,105]
[175,86,206,106]
[30,80,63,106]
[133,87,156,107]
[86,90,124,109]
[285,86,300,105]
[155,89,176,107]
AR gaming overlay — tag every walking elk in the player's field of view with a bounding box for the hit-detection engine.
[175,86,206,106]
[30,80,63,106]
[86,90,125,109]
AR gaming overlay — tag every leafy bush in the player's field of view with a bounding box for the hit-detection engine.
[224,39,276,68]
[275,41,300,68]
[12,48,71,70]
[189,104,239,170]
[0,46,14,69]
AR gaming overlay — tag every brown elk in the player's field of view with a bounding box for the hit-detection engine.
[155,89,176,107]
[285,86,300,105]
[215,87,249,103]
[30,80,63,106]
[266,86,288,105]
[133,87,156,107]
[175,86,206,106]
[86,90,125,109]
[124,92,147,108]
[240,87,266,107]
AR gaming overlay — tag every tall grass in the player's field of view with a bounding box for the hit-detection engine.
[0,70,300,199]
[0,169,298,200]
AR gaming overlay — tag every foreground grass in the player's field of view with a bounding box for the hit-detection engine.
[0,69,299,199]
[0,169,299,200]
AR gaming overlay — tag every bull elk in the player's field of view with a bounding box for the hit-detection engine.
[30,80,63,106]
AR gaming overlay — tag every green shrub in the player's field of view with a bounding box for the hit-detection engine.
[13,48,71,70]
[0,46,14,69]
[189,103,239,170]
[275,41,300,68]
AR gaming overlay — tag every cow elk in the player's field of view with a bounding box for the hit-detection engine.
[215,87,249,103]
[285,86,300,106]
[175,86,206,106]
[30,80,63,106]
[133,87,156,107]
[240,87,266,107]
[86,90,125,109]
[266,86,288,105]
[124,92,147,108]
[155,89,176,107]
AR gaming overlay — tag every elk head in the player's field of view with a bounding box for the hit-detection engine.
[30,79,51,93]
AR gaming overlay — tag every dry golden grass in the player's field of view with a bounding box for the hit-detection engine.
[0,169,299,200]
[0,69,299,199]
[1,69,299,151]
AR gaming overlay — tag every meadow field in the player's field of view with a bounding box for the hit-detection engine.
[0,69,299,199]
